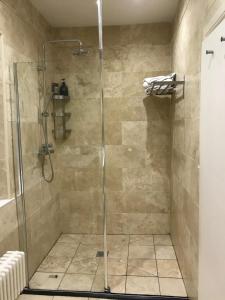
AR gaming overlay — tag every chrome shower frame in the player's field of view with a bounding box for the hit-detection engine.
[96,0,109,292]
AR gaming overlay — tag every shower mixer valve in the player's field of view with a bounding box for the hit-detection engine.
[38,143,54,157]
[42,111,49,117]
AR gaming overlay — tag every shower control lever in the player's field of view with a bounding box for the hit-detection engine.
[38,143,54,157]
[206,50,214,55]
[42,111,49,117]
[221,36,225,42]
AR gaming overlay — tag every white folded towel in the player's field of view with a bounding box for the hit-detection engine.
[143,73,176,95]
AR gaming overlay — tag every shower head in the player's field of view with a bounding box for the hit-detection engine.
[73,47,89,56]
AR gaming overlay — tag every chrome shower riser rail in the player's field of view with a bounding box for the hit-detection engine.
[22,288,189,300]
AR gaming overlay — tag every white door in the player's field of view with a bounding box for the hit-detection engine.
[199,18,225,300]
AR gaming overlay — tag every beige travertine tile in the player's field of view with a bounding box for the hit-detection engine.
[59,274,94,291]
[157,260,182,278]
[127,259,157,276]
[53,298,88,300]
[81,234,103,245]
[50,24,172,240]
[105,167,123,191]
[57,234,84,244]
[129,245,155,259]
[67,257,99,275]
[108,275,126,293]
[108,243,129,259]
[91,274,105,292]
[29,272,64,290]
[18,296,53,300]
[105,121,122,145]
[122,121,147,146]
[97,258,127,275]
[155,246,176,259]
[106,145,145,169]
[38,256,72,273]
[159,278,187,297]
[107,234,129,245]
[107,212,170,235]
[48,242,79,258]
[120,23,172,46]
[130,235,154,246]
[75,244,100,259]
[122,168,152,192]
[154,235,172,245]
[92,275,126,293]
[126,276,160,295]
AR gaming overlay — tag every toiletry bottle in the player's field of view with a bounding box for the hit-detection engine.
[52,82,59,95]
[59,79,69,96]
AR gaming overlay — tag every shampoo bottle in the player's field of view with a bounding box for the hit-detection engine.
[59,78,69,96]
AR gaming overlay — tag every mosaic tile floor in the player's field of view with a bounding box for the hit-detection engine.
[28,234,187,297]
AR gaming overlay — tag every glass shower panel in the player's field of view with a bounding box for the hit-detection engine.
[42,36,105,291]
[12,1,107,292]
[12,61,59,280]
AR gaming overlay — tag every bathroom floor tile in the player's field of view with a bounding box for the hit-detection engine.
[81,234,104,246]
[157,260,182,278]
[57,234,84,244]
[49,242,79,258]
[53,296,89,300]
[154,235,172,246]
[129,245,155,259]
[91,274,105,292]
[38,256,72,273]
[108,244,129,259]
[18,296,53,300]
[108,275,126,293]
[130,235,154,246]
[127,259,157,276]
[108,234,129,245]
[67,257,99,274]
[155,246,176,259]
[30,272,64,290]
[92,275,126,293]
[97,258,127,275]
[159,278,187,297]
[31,234,186,297]
[75,244,100,258]
[59,273,94,291]
[126,276,160,295]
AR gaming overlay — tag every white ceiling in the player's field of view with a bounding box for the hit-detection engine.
[30,0,180,27]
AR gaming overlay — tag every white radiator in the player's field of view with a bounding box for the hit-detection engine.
[0,251,26,300]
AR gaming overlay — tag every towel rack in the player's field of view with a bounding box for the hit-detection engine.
[147,78,185,97]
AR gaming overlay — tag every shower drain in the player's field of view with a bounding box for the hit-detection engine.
[96,251,109,257]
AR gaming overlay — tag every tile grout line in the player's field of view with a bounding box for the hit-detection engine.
[90,247,101,292]
[35,233,62,274]
[153,234,162,296]
[169,236,187,296]
[124,234,130,294]
[30,234,186,296]
[57,234,84,290]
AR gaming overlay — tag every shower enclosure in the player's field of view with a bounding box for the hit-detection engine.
[11,0,187,298]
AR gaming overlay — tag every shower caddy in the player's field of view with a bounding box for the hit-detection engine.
[51,94,71,139]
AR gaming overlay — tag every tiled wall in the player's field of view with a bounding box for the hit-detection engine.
[0,200,19,255]
[0,34,7,199]
[50,24,172,234]
[0,0,60,277]
[171,0,224,299]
